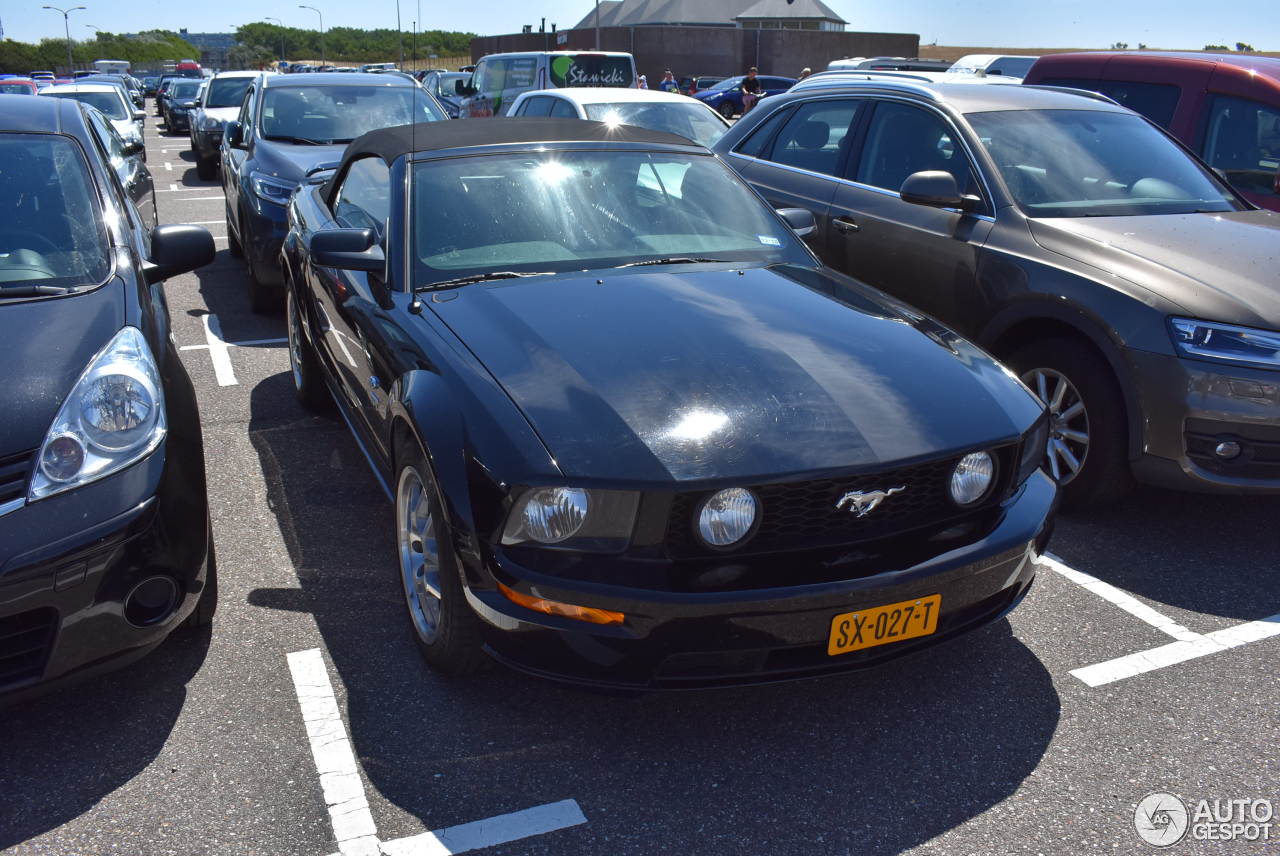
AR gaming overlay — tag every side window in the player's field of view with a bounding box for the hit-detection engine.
[470,61,488,96]
[334,158,392,239]
[549,97,578,119]
[518,96,553,117]
[238,85,255,136]
[481,59,510,98]
[734,106,794,157]
[1203,94,1280,196]
[85,107,126,164]
[764,99,861,177]
[1098,80,1180,129]
[855,101,979,198]
[508,58,537,90]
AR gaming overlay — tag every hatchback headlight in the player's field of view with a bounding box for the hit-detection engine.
[29,327,166,500]
[1169,317,1280,371]
[201,116,223,130]
[250,172,296,205]
[697,487,758,548]
[950,451,995,506]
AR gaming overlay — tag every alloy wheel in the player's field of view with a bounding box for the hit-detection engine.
[396,466,442,643]
[286,290,304,391]
[1021,367,1090,484]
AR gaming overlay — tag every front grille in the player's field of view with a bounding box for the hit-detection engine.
[666,451,1012,557]
[0,449,36,508]
[0,608,57,688]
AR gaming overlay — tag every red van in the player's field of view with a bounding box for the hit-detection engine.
[1024,52,1280,211]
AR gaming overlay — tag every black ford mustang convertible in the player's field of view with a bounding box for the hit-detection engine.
[281,118,1056,689]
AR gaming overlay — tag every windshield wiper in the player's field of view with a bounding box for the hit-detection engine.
[615,257,729,268]
[417,271,556,290]
[262,134,327,145]
[0,284,71,297]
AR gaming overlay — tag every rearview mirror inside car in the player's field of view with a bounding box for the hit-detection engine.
[776,207,816,237]
[899,170,979,211]
[310,228,386,274]
[144,224,216,284]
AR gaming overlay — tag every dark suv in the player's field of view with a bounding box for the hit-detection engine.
[715,80,1280,506]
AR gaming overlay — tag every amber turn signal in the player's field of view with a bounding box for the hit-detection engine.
[497,582,625,625]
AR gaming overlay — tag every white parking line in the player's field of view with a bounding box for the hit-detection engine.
[201,313,238,386]
[164,161,172,171]
[169,183,177,191]
[183,220,223,225]
[158,186,219,193]
[180,335,286,351]
[1042,553,1280,687]
[288,649,587,856]
[177,195,225,201]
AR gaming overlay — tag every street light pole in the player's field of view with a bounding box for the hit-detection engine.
[298,5,324,66]
[595,0,601,50]
[42,5,86,74]
[264,17,285,62]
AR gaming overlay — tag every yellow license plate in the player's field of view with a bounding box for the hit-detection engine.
[827,594,942,656]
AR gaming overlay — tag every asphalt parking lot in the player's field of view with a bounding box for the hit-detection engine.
[2,106,1277,856]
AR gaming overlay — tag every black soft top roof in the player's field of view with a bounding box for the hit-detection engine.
[338,117,700,171]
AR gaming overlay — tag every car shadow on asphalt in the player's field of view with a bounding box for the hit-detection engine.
[1051,486,1280,621]
[184,248,287,346]
[0,627,212,849]
[242,375,1062,854]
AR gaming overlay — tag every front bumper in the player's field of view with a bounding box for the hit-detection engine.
[167,110,191,131]
[0,440,210,701]
[193,125,223,159]
[1130,349,1280,492]
[465,471,1055,690]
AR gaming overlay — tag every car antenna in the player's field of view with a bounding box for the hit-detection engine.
[407,0,423,315]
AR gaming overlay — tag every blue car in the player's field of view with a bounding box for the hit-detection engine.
[695,74,797,119]
[220,72,447,312]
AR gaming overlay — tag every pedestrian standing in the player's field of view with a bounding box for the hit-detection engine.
[638,73,648,90]
[740,66,761,113]
[659,69,680,93]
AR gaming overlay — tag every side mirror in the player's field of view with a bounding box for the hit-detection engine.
[133,109,146,121]
[899,170,977,210]
[122,139,145,158]
[144,224,216,284]
[225,120,244,149]
[776,207,816,237]
[193,97,202,107]
[310,228,386,274]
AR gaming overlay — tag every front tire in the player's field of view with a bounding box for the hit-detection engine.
[718,101,735,120]
[287,286,330,411]
[225,205,243,258]
[394,437,489,676]
[1006,337,1134,509]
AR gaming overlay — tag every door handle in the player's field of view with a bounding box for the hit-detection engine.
[832,216,861,234]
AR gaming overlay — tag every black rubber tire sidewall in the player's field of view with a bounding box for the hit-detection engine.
[1006,337,1134,509]
[287,287,331,412]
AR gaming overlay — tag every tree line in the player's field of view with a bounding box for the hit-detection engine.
[233,23,474,65]
[0,30,199,73]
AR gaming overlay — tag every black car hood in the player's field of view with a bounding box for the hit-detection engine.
[1,281,123,457]
[1028,210,1280,328]
[252,138,348,182]
[430,265,1042,483]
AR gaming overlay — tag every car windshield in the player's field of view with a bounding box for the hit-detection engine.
[171,81,201,99]
[0,133,110,292]
[411,149,810,283]
[205,76,252,108]
[968,109,1243,217]
[707,76,742,92]
[44,90,128,120]
[584,101,727,147]
[0,82,32,95]
[261,84,445,144]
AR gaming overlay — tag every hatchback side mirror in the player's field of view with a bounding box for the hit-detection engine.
[310,228,386,274]
[122,139,145,158]
[899,170,979,211]
[225,120,244,148]
[133,109,146,121]
[776,207,816,237]
[145,224,216,284]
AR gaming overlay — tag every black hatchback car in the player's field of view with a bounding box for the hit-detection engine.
[716,79,1280,506]
[221,72,447,312]
[281,118,1055,689]
[0,95,216,700]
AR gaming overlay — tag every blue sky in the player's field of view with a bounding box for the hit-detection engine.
[2,0,1276,50]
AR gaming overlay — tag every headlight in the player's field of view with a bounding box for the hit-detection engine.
[1169,317,1280,371]
[950,451,995,506]
[697,487,758,548]
[250,172,296,205]
[502,487,639,551]
[29,327,166,500]
[202,116,223,130]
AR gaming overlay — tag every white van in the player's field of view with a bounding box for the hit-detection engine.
[458,51,636,118]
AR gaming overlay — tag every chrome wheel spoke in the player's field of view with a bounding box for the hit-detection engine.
[397,468,443,643]
[1047,446,1062,481]
[1054,438,1083,475]
[1059,427,1089,444]
[1060,401,1085,422]
[1021,365,1091,486]
[1050,376,1068,411]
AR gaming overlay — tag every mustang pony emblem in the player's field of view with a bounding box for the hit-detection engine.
[835,486,906,518]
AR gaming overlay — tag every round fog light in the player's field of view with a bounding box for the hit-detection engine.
[1214,441,1242,460]
[41,434,86,483]
[950,451,995,506]
[697,488,758,548]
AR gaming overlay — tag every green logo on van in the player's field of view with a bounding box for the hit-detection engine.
[549,55,632,88]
